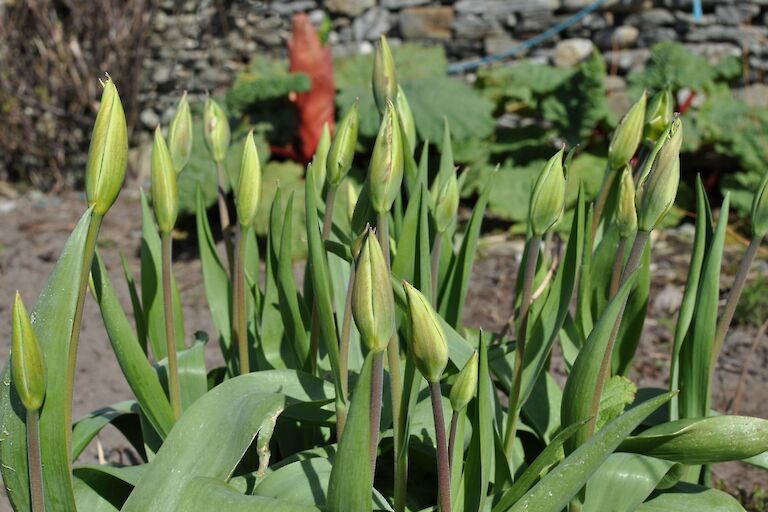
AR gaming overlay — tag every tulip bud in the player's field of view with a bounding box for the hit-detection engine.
[168,92,193,173]
[235,131,262,227]
[644,87,674,143]
[373,35,397,114]
[434,171,459,233]
[151,127,179,233]
[327,102,359,187]
[615,165,637,237]
[11,292,46,411]
[204,97,230,163]
[312,122,331,192]
[529,148,566,236]
[352,227,395,353]
[751,170,768,238]
[396,85,416,152]
[403,281,448,383]
[369,101,404,214]
[450,351,478,412]
[608,91,647,172]
[85,76,128,216]
[636,118,682,232]
[351,225,368,260]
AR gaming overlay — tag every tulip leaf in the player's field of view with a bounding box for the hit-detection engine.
[71,401,143,462]
[180,477,322,511]
[636,482,745,511]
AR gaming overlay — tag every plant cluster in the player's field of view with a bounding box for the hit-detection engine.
[3,37,768,512]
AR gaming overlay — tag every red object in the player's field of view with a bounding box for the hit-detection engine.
[289,13,336,163]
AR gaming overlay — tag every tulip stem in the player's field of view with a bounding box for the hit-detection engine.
[370,351,384,477]
[233,225,250,374]
[337,261,355,438]
[609,236,627,299]
[588,230,649,438]
[711,235,761,369]
[161,231,182,419]
[323,186,337,240]
[429,381,451,512]
[503,234,541,465]
[26,409,44,512]
[215,161,234,272]
[591,164,615,241]
[431,233,443,304]
[65,212,103,456]
[448,410,459,471]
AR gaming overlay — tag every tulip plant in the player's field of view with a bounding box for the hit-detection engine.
[2,41,768,512]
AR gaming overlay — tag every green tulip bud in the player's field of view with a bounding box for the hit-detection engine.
[235,131,262,227]
[396,85,416,152]
[151,127,179,233]
[11,292,46,411]
[312,122,332,192]
[750,170,768,238]
[644,87,674,143]
[204,97,230,163]
[369,100,404,214]
[403,281,448,383]
[608,91,647,172]
[450,351,478,412]
[636,118,682,232]
[352,227,395,353]
[373,35,397,114]
[615,165,637,237]
[351,225,368,260]
[529,148,566,236]
[85,75,128,216]
[327,102,359,187]
[434,171,459,233]
[168,92,193,173]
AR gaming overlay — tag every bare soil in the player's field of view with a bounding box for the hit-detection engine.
[0,186,766,510]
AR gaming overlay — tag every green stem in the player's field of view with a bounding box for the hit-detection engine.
[591,164,615,240]
[587,230,649,438]
[322,186,337,241]
[161,231,182,419]
[337,263,355,438]
[233,225,250,374]
[609,236,627,299]
[431,233,443,304]
[448,410,459,471]
[503,234,541,464]
[26,409,44,512]
[216,161,234,272]
[65,212,102,455]
[395,361,419,512]
[429,381,451,512]
[370,351,384,477]
[711,236,761,368]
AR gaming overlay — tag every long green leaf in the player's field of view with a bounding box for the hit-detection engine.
[0,209,92,511]
[71,401,142,461]
[636,482,745,511]
[180,477,322,511]
[613,240,650,375]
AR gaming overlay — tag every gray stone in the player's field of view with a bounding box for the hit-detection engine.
[686,25,767,53]
[453,13,504,39]
[484,34,520,54]
[456,0,558,14]
[735,84,768,108]
[325,0,374,17]
[400,6,454,39]
[505,13,518,29]
[563,0,648,11]
[604,74,627,92]
[153,66,173,85]
[684,43,741,64]
[553,38,595,68]
[271,1,317,15]
[604,48,651,72]
[140,109,161,130]
[596,25,639,49]
[715,4,761,25]
[638,27,678,46]
[352,7,390,41]
[653,284,684,315]
[625,8,676,27]
[516,11,564,34]
[380,0,430,8]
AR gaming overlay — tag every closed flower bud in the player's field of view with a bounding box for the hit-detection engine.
[616,165,637,237]
[434,171,459,233]
[85,76,128,216]
[11,292,46,411]
[403,281,448,383]
[352,227,395,353]
[204,97,230,163]
[151,127,179,233]
[373,35,397,114]
[312,122,331,192]
[751,170,768,238]
[608,91,647,172]
[450,351,478,412]
[369,101,404,214]
[529,148,566,236]
[644,87,674,143]
[235,131,262,227]
[168,92,193,173]
[636,118,682,232]
[327,102,359,187]
[351,225,368,260]
[396,85,416,152]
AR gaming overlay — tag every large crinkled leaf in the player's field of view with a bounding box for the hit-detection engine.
[122,371,333,511]
[582,453,682,512]
[509,391,675,512]
[0,208,93,511]
[180,477,322,511]
[91,253,176,438]
[636,482,745,512]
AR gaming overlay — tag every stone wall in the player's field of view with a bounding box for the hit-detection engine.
[139,0,767,132]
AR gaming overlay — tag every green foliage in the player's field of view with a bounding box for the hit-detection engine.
[734,270,768,328]
[226,56,311,116]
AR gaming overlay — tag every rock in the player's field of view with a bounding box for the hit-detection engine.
[735,84,768,108]
[271,1,317,15]
[686,25,767,53]
[604,74,627,92]
[484,34,520,54]
[515,11,565,34]
[653,284,684,315]
[604,48,651,72]
[625,8,676,27]
[455,0,558,14]
[325,0,374,17]
[400,6,454,39]
[563,0,648,10]
[638,27,678,46]
[684,42,741,64]
[140,109,161,130]
[153,66,173,85]
[553,38,595,68]
[352,7,390,41]
[380,0,430,8]
[595,25,639,49]
[453,13,503,39]
[715,4,761,25]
